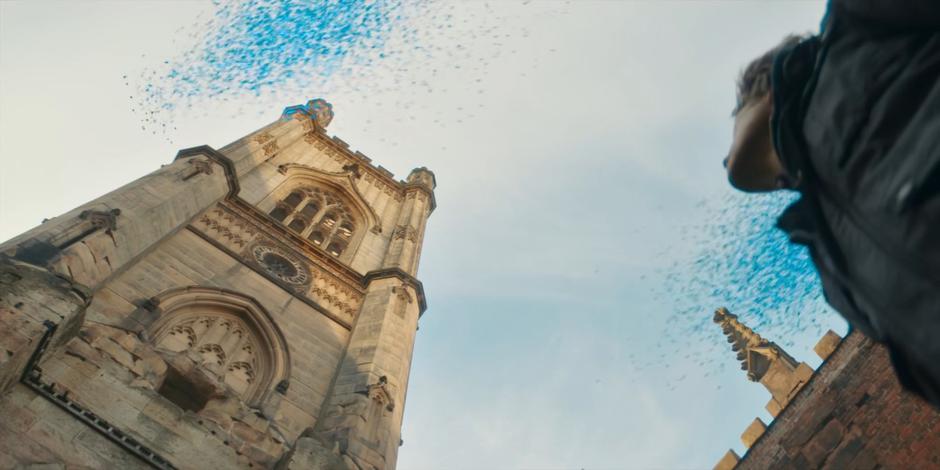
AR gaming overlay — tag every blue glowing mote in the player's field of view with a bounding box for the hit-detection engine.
[133,0,420,136]
[180,0,393,96]
[664,191,833,345]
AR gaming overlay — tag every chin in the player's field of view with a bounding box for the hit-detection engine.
[727,168,777,193]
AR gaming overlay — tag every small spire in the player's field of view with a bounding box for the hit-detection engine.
[713,307,814,417]
[406,167,436,190]
[281,98,334,128]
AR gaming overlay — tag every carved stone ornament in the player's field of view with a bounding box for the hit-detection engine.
[392,225,418,243]
[251,244,310,286]
[361,376,395,412]
[79,208,121,232]
[392,284,413,319]
[182,158,214,181]
[393,285,414,305]
[303,130,318,144]
[252,132,274,144]
[191,158,214,174]
[342,163,361,178]
[263,141,279,158]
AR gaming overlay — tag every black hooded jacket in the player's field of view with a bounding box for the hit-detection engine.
[771,1,940,406]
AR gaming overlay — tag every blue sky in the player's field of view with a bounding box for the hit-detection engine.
[0,1,847,468]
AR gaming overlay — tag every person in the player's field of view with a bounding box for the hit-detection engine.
[723,1,940,407]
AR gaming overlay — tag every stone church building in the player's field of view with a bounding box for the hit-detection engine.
[0,99,435,469]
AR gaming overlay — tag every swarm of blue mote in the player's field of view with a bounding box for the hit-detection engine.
[130,0,412,136]
[662,191,833,351]
[128,0,557,141]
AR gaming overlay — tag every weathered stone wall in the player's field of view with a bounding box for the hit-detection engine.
[0,383,152,469]
[0,102,434,470]
[81,227,352,441]
[737,331,940,469]
[0,226,355,468]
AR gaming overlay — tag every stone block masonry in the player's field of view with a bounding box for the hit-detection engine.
[0,99,435,470]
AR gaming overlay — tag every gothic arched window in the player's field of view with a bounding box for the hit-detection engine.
[147,287,290,407]
[268,186,358,257]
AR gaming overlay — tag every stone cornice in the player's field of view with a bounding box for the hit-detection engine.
[175,146,240,197]
[363,267,428,316]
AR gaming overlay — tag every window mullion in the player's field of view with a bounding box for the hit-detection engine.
[323,214,345,247]
[303,206,329,238]
[282,195,311,228]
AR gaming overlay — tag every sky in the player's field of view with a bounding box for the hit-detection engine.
[0,1,847,469]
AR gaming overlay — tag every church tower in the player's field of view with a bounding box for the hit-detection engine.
[0,99,435,470]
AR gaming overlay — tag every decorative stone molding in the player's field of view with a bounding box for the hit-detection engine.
[147,286,292,406]
[309,273,362,320]
[250,243,311,288]
[392,284,413,305]
[391,284,414,319]
[392,225,418,243]
[197,206,257,249]
[252,132,274,145]
[191,202,366,327]
[359,376,394,412]
[175,146,240,197]
[252,132,280,158]
[182,158,215,181]
[263,141,279,159]
[341,163,361,178]
[78,208,121,232]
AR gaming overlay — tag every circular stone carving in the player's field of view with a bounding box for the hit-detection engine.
[252,244,309,285]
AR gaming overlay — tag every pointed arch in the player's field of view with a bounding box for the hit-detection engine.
[147,286,291,406]
[275,164,380,231]
[262,164,381,262]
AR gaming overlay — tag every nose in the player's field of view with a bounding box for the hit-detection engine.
[723,155,730,169]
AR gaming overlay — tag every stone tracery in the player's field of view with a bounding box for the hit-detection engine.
[269,186,358,257]
[147,287,290,406]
